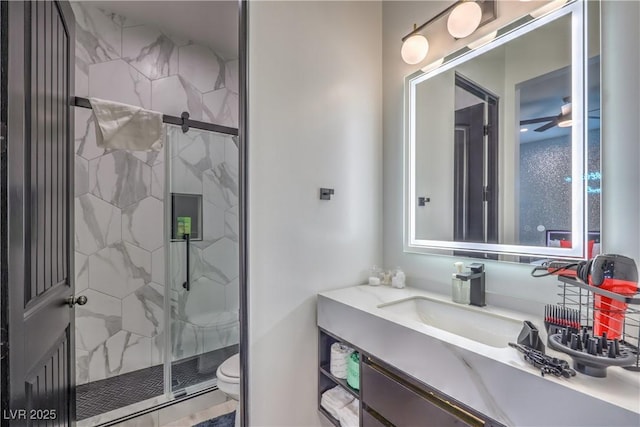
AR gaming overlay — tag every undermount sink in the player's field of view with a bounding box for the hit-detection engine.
[378,296,524,348]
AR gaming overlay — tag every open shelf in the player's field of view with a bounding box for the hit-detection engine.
[320,364,359,399]
[319,405,340,427]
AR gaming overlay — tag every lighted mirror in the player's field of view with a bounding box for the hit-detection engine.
[405,1,600,261]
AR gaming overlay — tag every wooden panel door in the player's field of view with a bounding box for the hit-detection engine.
[4,1,76,425]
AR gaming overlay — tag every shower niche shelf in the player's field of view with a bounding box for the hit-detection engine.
[171,193,203,241]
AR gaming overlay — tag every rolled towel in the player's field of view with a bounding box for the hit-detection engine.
[338,399,359,427]
[330,343,353,379]
[320,386,354,419]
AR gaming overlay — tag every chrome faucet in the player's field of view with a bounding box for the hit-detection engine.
[455,263,486,307]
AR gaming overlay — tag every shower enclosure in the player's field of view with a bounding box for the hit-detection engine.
[75,122,240,423]
[166,125,240,395]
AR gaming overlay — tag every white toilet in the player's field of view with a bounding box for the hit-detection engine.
[216,353,241,427]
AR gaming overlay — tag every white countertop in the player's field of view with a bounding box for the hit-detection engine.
[317,285,640,426]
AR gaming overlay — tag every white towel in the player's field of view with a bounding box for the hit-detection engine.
[338,398,359,427]
[90,97,163,151]
[320,386,354,419]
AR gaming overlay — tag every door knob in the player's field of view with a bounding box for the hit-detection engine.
[67,295,88,308]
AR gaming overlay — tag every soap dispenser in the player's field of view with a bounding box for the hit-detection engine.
[452,262,470,304]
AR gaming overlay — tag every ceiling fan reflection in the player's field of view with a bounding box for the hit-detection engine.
[520,96,600,132]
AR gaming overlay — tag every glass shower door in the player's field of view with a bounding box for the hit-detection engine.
[166,125,240,395]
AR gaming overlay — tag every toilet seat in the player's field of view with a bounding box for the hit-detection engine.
[217,354,240,384]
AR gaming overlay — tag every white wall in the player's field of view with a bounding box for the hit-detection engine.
[601,0,640,263]
[248,2,382,426]
[384,1,640,309]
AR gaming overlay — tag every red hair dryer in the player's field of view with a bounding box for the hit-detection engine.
[536,254,638,340]
[578,255,638,339]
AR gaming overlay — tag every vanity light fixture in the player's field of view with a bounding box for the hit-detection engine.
[467,30,498,50]
[530,0,569,19]
[401,26,430,65]
[421,58,445,73]
[447,1,483,39]
[400,0,496,65]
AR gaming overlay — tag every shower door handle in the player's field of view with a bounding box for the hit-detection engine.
[182,233,191,291]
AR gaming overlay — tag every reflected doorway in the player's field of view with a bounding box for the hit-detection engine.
[454,73,499,258]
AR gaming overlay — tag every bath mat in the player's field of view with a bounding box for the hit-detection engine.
[193,411,235,427]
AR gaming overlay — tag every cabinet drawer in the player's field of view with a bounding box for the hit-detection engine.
[362,408,390,427]
[361,362,482,427]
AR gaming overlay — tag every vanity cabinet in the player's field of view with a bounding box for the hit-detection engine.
[318,328,503,427]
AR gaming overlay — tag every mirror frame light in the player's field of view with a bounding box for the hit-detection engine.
[405,0,588,259]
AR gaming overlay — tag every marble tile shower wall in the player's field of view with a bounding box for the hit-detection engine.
[72,2,239,386]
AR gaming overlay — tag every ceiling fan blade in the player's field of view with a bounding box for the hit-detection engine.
[520,116,557,125]
[588,115,600,119]
[534,120,558,132]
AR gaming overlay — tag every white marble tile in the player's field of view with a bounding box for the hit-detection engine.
[75,155,90,197]
[178,44,222,93]
[76,251,89,293]
[226,205,238,216]
[75,289,122,352]
[122,282,164,338]
[76,62,89,98]
[122,25,177,80]
[203,164,238,210]
[75,108,105,161]
[75,194,122,256]
[225,278,239,313]
[89,151,151,209]
[151,331,165,366]
[169,241,212,289]
[89,330,152,381]
[88,242,151,299]
[201,200,225,244]
[151,75,203,120]
[165,33,191,48]
[76,348,90,386]
[225,59,239,94]
[167,126,194,159]
[183,276,227,326]
[151,162,165,201]
[224,209,238,243]
[202,88,237,128]
[169,157,202,195]
[225,136,239,174]
[151,247,165,286]
[71,3,121,65]
[89,59,152,109]
[200,315,239,354]
[201,238,238,283]
[226,91,239,129]
[122,197,164,252]
[178,133,225,173]
[171,319,198,361]
[96,8,128,28]
[132,146,164,167]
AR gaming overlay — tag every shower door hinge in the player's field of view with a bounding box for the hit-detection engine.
[483,125,490,136]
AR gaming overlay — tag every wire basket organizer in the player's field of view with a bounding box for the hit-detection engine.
[557,276,640,371]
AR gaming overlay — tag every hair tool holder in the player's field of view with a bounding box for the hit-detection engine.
[549,275,640,377]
